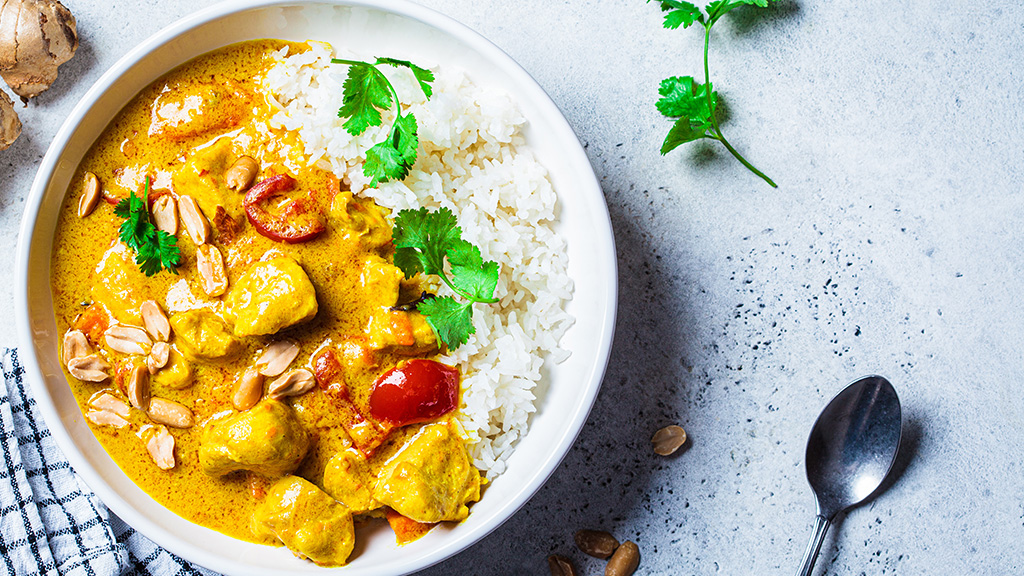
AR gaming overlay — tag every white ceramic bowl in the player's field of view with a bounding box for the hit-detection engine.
[16,1,616,574]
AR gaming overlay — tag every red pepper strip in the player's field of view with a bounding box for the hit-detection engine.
[243,173,325,243]
[312,348,392,456]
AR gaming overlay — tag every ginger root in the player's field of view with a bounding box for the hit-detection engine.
[0,89,20,149]
[0,0,78,100]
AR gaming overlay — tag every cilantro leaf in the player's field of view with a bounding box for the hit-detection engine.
[336,62,392,135]
[418,296,474,349]
[447,241,500,302]
[653,0,703,29]
[334,56,434,185]
[114,181,180,276]
[649,0,778,187]
[363,141,405,187]
[391,207,501,350]
[376,57,435,98]
[656,76,715,120]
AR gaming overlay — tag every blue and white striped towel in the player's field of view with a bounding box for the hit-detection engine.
[0,348,218,576]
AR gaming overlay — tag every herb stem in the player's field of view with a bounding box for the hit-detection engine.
[702,24,777,188]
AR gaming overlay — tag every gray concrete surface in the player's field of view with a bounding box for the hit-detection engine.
[2,0,1022,574]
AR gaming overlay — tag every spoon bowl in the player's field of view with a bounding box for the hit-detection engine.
[796,375,902,576]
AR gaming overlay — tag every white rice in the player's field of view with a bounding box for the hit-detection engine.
[263,42,574,475]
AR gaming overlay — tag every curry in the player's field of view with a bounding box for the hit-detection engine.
[50,40,483,566]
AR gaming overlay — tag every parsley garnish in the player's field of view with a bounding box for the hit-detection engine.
[651,0,778,188]
[332,57,435,187]
[391,207,500,350]
[113,179,180,276]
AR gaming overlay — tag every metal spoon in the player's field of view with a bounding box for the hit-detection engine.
[795,375,902,576]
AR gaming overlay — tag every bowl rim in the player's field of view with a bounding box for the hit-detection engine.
[16,0,617,573]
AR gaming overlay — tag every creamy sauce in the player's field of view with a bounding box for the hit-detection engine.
[50,40,478,555]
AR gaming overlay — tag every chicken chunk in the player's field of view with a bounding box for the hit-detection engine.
[372,422,482,523]
[328,189,391,249]
[172,138,244,221]
[252,476,355,567]
[169,309,241,362]
[199,400,309,478]
[359,257,403,307]
[149,80,248,142]
[225,257,318,337]
[322,449,379,514]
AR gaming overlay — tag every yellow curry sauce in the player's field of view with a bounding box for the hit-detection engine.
[50,40,482,565]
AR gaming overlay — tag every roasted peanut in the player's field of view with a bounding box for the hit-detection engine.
[232,366,264,411]
[547,555,577,576]
[146,425,175,470]
[89,392,129,418]
[141,300,171,342]
[651,425,687,456]
[86,409,129,428]
[268,368,315,399]
[196,243,229,296]
[148,341,170,374]
[62,329,92,365]
[127,365,150,411]
[77,172,100,218]
[575,529,620,559]
[104,325,152,355]
[178,195,210,245]
[604,541,640,576]
[255,340,300,377]
[226,156,259,192]
[68,354,110,382]
[151,194,179,235]
[147,397,195,429]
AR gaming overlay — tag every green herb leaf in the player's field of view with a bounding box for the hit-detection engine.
[650,0,778,187]
[114,181,180,276]
[418,296,474,350]
[391,207,501,350]
[336,62,392,136]
[447,241,500,302]
[376,57,436,98]
[654,0,703,29]
[334,56,434,186]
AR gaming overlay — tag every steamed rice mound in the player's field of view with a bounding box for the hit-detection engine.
[264,42,574,475]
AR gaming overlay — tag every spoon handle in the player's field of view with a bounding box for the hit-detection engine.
[795,514,831,576]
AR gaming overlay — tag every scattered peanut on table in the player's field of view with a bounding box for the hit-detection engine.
[604,541,640,576]
[547,554,577,576]
[651,424,687,456]
[575,529,620,559]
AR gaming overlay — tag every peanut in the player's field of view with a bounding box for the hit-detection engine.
[196,244,228,297]
[232,366,264,411]
[146,397,194,429]
[67,354,110,382]
[151,194,179,235]
[225,156,259,192]
[104,325,152,355]
[575,529,619,559]
[255,340,300,377]
[604,541,640,576]
[178,195,210,245]
[268,368,315,400]
[77,172,100,218]
[141,300,171,342]
[651,425,687,456]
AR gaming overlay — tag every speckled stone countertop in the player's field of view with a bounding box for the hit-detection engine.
[2,1,1022,574]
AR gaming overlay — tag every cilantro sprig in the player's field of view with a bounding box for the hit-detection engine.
[391,207,500,350]
[332,57,434,187]
[651,0,778,188]
[113,179,180,276]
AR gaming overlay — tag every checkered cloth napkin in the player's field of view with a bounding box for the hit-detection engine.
[0,348,218,576]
